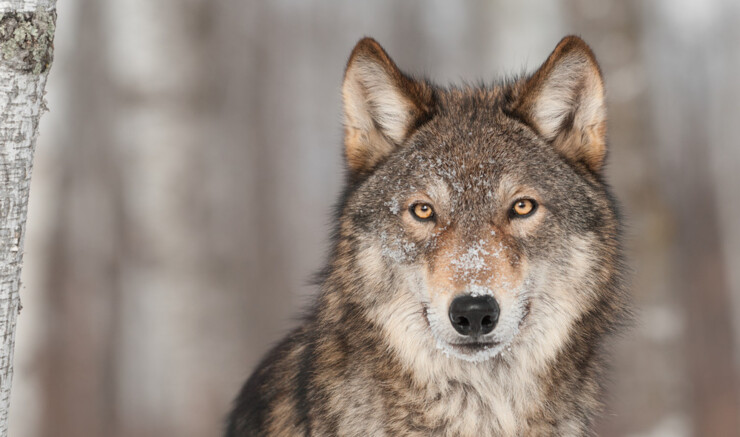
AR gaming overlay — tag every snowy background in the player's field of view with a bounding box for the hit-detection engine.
[9,0,740,436]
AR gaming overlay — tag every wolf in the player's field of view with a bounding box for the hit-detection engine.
[226,35,630,436]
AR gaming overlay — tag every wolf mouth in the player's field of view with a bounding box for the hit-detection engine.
[449,341,499,353]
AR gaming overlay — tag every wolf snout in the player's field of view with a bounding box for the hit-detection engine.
[448,295,500,336]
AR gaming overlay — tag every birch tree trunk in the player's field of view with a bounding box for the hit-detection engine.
[0,0,55,433]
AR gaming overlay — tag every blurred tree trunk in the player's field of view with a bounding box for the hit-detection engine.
[641,1,740,434]
[36,0,121,435]
[0,0,56,434]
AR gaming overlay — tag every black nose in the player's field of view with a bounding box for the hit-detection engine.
[448,295,500,336]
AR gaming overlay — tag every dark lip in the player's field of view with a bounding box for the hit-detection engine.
[449,341,499,353]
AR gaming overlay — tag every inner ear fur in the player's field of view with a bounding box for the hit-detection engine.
[342,38,434,176]
[513,36,607,173]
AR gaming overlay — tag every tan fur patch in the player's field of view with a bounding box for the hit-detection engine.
[425,225,523,298]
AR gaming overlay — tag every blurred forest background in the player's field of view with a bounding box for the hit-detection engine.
[7,0,740,436]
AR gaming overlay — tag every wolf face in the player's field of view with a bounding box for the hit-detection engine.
[226,36,629,436]
[339,37,620,365]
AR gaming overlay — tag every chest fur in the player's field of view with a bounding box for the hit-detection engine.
[328,371,543,436]
[421,382,520,436]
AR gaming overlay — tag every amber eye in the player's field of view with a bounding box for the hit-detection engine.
[410,203,435,221]
[511,199,537,218]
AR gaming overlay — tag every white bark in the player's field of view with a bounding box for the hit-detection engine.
[0,0,55,434]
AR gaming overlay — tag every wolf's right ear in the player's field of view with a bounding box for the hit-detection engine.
[342,38,434,176]
[512,36,607,173]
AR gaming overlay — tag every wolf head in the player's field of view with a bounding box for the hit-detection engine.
[329,36,625,367]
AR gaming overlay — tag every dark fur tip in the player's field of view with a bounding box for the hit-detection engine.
[551,35,602,76]
[345,37,393,72]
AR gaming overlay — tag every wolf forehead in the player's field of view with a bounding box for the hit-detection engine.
[363,86,559,166]
[381,103,564,185]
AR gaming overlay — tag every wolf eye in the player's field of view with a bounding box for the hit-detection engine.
[510,199,537,218]
[410,203,435,221]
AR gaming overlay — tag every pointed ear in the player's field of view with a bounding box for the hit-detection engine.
[513,36,607,172]
[342,38,434,176]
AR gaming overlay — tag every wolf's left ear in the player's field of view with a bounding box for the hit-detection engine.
[342,38,434,176]
[513,36,607,173]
